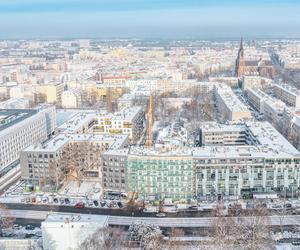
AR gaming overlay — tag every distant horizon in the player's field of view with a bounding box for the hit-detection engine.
[1,36,300,41]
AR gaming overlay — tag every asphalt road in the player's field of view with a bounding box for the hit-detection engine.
[4,203,211,217]
[5,209,300,228]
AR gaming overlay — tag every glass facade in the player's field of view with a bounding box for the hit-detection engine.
[126,157,193,200]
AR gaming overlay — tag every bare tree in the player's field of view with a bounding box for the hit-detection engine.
[236,205,273,250]
[209,203,239,249]
[0,204,15,236]
[128,221,163,249]
[208,203,273,250]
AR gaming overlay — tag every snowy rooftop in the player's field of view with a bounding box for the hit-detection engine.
[274,83,300,97]
[129,146,192,157]
[23,133,128,152]
[43,213,108,226]
[215,85,250,112]
[98,106,142,121]
[200,122,244,133]
[0,109,37,132]
[194,121,300,159]
[58,112,96,134]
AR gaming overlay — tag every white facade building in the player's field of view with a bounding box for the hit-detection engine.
[0,107,56,174]
[95,106,144,144]
[214,84,252,121]
[61,90,82,109]
[273,83,300,108]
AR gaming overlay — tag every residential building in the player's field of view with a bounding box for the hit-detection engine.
[194,121,300,199]
[126,147,194,200]
[273,83,300,108]
[94,106,144,144]
[39,83,64,104]
[61,89,82,108]
[214,84,252,121]
[20,133,128,190]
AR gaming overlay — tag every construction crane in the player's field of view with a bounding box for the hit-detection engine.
[145,95,153,148]
[106,87,113,112]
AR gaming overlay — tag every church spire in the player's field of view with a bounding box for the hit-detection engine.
[240,37,243,50]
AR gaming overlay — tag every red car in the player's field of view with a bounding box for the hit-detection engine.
[74,202,85,209]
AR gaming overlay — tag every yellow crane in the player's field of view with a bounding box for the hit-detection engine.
[145,95,153,148]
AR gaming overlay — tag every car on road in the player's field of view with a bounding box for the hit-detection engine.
[25,225,35,230]
[117,201,123,208]
[75,202,85,209]
[156,213,166,217]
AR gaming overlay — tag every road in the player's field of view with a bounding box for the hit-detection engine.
[3,203,211,217]
[3,209,300,228]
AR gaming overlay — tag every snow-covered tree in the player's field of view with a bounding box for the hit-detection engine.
[128,221,163,249]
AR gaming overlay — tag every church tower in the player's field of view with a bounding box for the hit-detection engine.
[235,38,246,77]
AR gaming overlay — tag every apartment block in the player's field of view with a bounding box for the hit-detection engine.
[214,84,252,121]
[20,134,128,190]
[125,147,194,200]
[94,106,144,144]
[273,83,300,108]
[194,121,300,199]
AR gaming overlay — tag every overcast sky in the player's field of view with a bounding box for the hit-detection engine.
[0,0,300,39]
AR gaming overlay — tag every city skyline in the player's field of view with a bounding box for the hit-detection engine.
[0,0,300,39]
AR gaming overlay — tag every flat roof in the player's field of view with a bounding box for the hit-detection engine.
[43,213,108,226]
[99,106,142,121]
[194,121,300,159]
[58,112,96,134]
[0,109,37,132]
[23,133,128,152]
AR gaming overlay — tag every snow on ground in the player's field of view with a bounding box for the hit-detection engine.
[63,181,102,199]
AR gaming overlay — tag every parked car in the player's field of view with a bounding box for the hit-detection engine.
[25,225,35,230]
[93,200,99,207]
[75,202,85,209]
[156,213,166,217]
[65,198,70,205]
